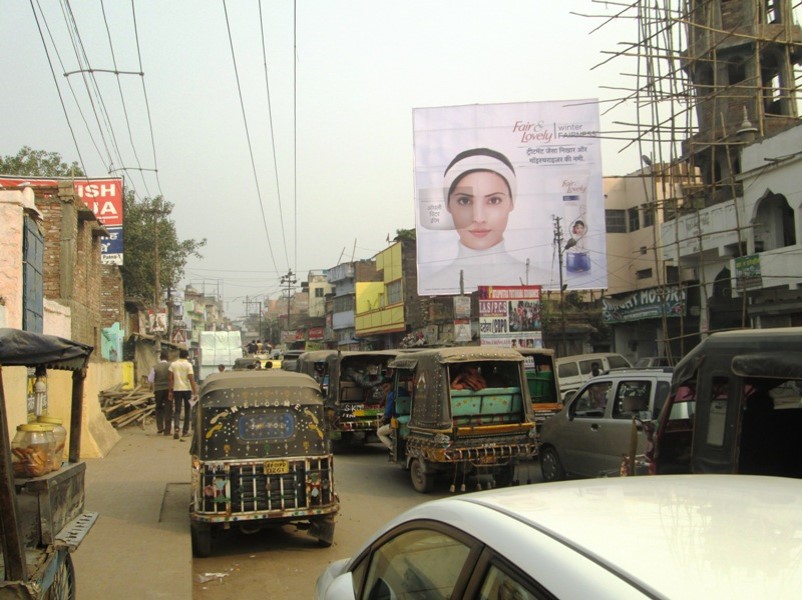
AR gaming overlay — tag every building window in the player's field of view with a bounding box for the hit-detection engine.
[22,215,44,333]
[315,288,324,298]
[605,210,627,233]
[636,268,653,280]
[666,265,679,284]
[386,280,402,305]
[642,204,655,228]
[333,295,354,313]
[628,207,640,231]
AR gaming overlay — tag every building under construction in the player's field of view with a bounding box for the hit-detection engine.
[590,0,802,360]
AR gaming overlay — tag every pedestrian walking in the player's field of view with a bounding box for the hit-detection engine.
[148,351,172,435]
[168,348,198,439]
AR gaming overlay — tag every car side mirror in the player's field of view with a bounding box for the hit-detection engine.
[321,572,356,599]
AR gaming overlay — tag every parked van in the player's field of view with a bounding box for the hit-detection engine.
[555,352,632,400]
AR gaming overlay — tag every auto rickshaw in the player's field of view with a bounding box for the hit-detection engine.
[515,347,561,425]
[0,328,97,599]
[295,350,337,394]
[189,370,338,557]
[384,347,537,493]
[635,327,802,478]
[323,350,399,448]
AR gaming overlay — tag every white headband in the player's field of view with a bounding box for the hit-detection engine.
[443,153,517,202]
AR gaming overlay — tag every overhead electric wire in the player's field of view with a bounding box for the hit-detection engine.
[60,0,124,176]
[28,0,89,176]
[129,0,164,197]
[293,0,298,276]
[222,0,281,276]
[99,0,152,199]
[257,1,290,270]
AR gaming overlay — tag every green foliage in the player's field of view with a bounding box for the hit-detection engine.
[121,192,206,303]
[0,146,84,177]
[394,228,416,241]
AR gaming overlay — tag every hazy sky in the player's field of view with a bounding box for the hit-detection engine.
[2,1,641,318]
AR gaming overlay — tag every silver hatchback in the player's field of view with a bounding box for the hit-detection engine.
[539,367,672,481]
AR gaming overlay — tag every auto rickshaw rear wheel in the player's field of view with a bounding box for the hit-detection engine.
[191,522,213,558]
[410,458,434,493]
[43,552,75,600]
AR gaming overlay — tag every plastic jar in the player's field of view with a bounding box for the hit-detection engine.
[37,415,67,471]
[11,423,56,478]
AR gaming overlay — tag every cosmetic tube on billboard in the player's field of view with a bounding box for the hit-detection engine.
[563,192,590,273]
[418,187,454,230]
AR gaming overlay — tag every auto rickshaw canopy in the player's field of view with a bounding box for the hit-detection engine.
[199,370,324,407]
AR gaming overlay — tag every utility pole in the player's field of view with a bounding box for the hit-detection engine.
[280,269,297,339]
[143,199,171,351]
[553,216,574,356]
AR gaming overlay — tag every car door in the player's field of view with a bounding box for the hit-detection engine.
[599,378,655,475]
[558,378,614,477]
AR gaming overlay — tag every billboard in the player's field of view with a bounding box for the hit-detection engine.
[413,100,606,296]
[478,285,542,348]
[0,176,124,265]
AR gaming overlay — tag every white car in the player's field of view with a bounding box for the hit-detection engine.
[316,475,802,599]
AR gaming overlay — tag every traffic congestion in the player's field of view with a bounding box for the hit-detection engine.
[188,336,802,598]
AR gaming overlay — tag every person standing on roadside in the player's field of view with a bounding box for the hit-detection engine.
[169,348,198,439]
[148,351,172,436]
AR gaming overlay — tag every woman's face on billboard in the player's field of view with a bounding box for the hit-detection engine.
[447,171,513,250]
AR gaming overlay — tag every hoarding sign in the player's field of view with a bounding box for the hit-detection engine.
[414,100,605,296]
[601,286,686,324]
[735,254,762,290]
[478,285,542,348]
[0,176,124,265]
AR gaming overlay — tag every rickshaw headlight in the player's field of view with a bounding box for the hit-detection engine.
[433,433,451,446]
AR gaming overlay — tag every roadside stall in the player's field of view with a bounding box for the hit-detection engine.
[0,328,97,599]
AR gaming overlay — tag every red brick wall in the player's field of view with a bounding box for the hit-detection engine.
[101,265,124,328]
[34,185,105,350]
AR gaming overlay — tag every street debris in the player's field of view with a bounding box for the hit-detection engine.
[194,572,229,584]
[99,383,155,428]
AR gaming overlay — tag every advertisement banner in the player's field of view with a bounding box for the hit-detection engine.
[0,176,124,265]
[413,100,605,295]
[478,285,543,348]
[734,254,762,290]
[601,286,686,324]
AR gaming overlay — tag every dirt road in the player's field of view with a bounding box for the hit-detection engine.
[192,444,542,599]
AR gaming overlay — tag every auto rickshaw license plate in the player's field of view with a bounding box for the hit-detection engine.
[264,460,289,475]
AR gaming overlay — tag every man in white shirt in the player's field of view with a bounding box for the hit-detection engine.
[168,349,198,439]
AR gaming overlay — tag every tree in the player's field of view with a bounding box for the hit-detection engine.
[0,146,84,177]
[121,192,205,304]
[394,228,416,241]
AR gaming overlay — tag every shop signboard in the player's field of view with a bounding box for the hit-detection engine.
[478,285,542,348]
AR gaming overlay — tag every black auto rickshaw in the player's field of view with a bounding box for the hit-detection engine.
[295,350,337,394]
[384,347,537,493]
[640,327,802,478]
[324,350,399,448]
[189,370,339,557]
[0,328,97,599]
